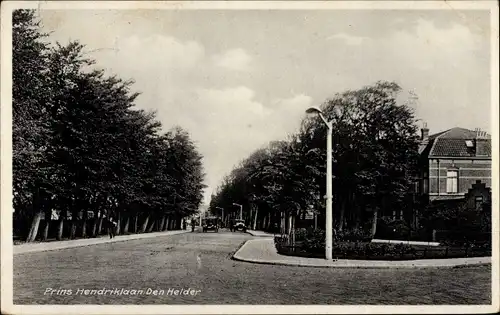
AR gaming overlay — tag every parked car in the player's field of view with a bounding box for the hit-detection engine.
[231,219,247,232]
[202,217,219,233]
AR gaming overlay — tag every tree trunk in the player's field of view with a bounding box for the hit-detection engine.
[371,207,378,238]
[98,215,104,235]
[70,221,77,239]
[287,212,293,236]
[123,214,130,234]
[141,214,150,233]
[280,211,285,235]
[253,208,258,230]
[147,216,155,233]
[82,210,88,238]
[42,209,51,241]
[338,197,345,232]
[56,214,64,241]
[133,215,138,233]
[115,212,121,235]
[165,217,170,231]
[27,211,44,242]
[159,215,166,231]
[70,209,78,240]
[91,210,99,237]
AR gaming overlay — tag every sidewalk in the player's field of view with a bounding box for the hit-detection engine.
[14,230,189,255]
[233,239,492,269]
[246,230,275,237]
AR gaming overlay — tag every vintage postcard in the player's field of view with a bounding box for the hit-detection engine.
[1,1,499,314]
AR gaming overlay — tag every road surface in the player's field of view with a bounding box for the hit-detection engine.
[14,230,491,304]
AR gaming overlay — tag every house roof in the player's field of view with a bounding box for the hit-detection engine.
[423,127,491,158]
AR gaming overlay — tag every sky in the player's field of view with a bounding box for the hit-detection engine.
[38,8,492,205]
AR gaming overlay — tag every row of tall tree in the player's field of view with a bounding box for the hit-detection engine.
[209,81,422,236]
[13,10,205,242]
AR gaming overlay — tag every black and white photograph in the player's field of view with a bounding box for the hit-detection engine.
[1,1,499,314]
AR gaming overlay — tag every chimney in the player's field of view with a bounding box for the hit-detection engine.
[474,128,489,156]
[421,122,429,141]
[418,122,429,153]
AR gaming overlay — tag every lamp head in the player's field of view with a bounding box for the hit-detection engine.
[305,106,323,115]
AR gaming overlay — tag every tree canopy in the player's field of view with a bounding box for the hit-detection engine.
[13,10,206,241]
[210,81,421,235]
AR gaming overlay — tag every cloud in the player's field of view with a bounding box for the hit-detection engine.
[270,94,313,133]
[40,10,490,204]
[214,48,252,71]
[327,33,366,46]
[196,86,269,121]
[386,18,482,70]
[98,34,205,76]
[180,87,312,201]
[347,18,489,134]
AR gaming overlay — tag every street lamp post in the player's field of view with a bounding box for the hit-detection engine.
[216,207,224,224]
[305,106,333,260]
[233,203,243,221]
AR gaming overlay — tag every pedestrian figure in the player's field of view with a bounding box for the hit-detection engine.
[183,220,187,230]
[229,220,234,232]
[108,216,117,239]
[191,221,196,232]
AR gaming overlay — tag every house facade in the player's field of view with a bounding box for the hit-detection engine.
[417,126,492,203]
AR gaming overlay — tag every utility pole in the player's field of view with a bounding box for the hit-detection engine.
[216,207,224,225]
[233,203,243,220]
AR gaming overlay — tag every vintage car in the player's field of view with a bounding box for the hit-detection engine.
[231,219,247,232]
[202,217,219,233]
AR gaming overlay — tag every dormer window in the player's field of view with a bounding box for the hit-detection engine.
[465,140,474,148]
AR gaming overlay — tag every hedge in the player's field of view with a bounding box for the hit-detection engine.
[274,237,491,260]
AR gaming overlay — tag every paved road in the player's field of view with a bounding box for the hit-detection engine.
[14,230,491,304]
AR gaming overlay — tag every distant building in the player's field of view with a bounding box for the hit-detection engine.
[417,126,491,202]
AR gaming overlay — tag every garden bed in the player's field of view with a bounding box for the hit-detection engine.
[275,239,491,260]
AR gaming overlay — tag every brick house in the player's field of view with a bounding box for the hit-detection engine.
[417,126,491,202]
[408,126,492,229]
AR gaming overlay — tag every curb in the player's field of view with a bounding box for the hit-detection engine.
[245,231,275,237]
[14,230,189,255]
[232,240,492,269]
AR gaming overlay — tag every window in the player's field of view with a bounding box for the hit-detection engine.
[475,196,484,210]
[446,170,458,193]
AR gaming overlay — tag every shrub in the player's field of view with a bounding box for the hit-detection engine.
[375,218,411,240]
[332,242,417,259]
[302,229,325,252]
[336,228,372,242]
[294,228,310,242]
[408,228,430,242]
[275,239,491,260]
